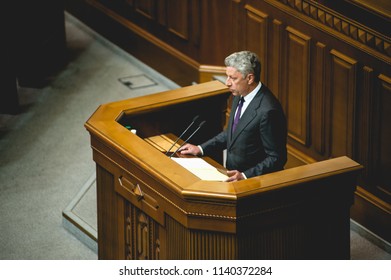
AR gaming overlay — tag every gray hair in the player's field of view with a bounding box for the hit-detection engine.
[224,51,261,82]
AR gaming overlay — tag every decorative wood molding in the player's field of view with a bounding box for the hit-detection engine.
[125,203,161,260]
[355,186,391,214]
[265,0,390,63]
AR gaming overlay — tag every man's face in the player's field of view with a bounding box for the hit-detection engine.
[225,66,251,97]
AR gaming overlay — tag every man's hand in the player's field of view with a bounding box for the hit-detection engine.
[225,170,245,182]
[178,144,201,156]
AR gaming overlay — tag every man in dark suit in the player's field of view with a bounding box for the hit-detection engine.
[179,51,287,181]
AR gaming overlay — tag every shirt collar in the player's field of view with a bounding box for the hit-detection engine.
[242,82,262,102]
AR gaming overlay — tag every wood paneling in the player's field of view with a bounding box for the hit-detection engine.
[199,0,238,64]
[244,4,269,83]
[356,66,374,180]
[284,27,311,146]
[135,0,155,20]
[312,42,327,155]
[67,0,391,242]
[165,216,237,259]
[125,203,161,259]
[329,50,357,158]
[156,0,167,26]
[96,163,125,259]
[264,0,390,62]
[377,74,391,196]
[167,0,189,40]
[270,19,283,99]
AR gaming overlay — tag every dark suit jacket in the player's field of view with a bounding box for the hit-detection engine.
[200,84,287,178]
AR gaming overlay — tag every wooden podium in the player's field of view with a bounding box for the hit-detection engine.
[85,81,363,259]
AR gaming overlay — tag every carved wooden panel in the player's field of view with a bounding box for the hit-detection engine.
[123,213,237,260]
[167,0,189,40]
[329,50,357,158]
[125,202,161,260]
[285,27,311,146]
[266,0,390,61]
[357,66,374,179]
[244,4,269,83]
[376,74,391,196]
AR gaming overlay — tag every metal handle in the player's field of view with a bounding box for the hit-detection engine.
[118,176,144,201]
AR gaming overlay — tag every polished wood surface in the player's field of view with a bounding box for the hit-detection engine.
[69,0,390,243]
[85,81,363,259]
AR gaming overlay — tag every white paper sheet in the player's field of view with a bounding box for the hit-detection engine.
[171,157,228,181]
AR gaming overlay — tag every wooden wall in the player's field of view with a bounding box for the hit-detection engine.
[66,0,391,243]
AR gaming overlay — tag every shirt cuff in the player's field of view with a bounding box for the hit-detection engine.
[197,145,204,155]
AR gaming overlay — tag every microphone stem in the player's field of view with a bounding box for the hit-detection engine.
[165,115,199,155]
[170,121,205,157]
[165,121,194,155]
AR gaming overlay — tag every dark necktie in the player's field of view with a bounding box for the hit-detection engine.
[232,97,244,133]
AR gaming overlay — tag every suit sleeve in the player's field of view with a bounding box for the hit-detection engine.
[243,108,287,178]
[200,130,228,155]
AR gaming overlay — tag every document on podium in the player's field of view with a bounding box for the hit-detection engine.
[171,157,228,181]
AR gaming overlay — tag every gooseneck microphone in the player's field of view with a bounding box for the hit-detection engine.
[170,120,206,158]
[165,115,199,155]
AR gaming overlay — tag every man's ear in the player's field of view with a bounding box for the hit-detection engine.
[247,73,255,84]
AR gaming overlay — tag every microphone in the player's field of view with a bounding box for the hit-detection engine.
[165,115,199,155]
[170,120,206,158]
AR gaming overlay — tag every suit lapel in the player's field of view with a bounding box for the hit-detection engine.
[228,87,266,146]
